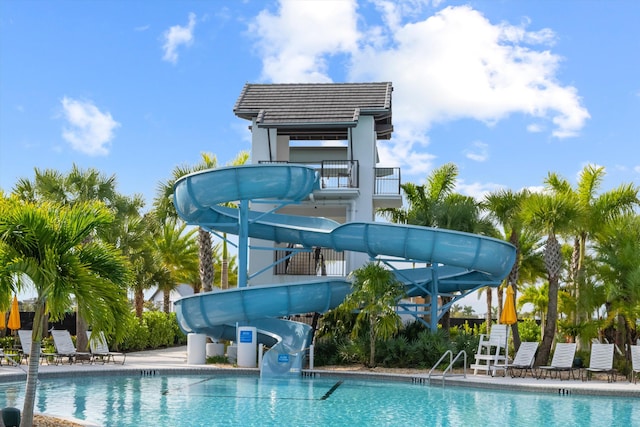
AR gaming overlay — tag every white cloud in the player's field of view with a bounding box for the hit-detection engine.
[634,165,640,173]
[464,141,489,162]
[456,180,504,201]
[249,2,590,180]
[60,97,120,156]
[526,123,544,133]
[249,0,359,82]
[162,13,196,64]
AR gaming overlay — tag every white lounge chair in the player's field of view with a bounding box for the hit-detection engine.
[470,323,510,375]
[630,345,640,384]
[51,329,92,364]
[506,341,539,378]
[582,343,616,382]
[537,342,577,380]
[17,330,56,365]
[86,331,126,365]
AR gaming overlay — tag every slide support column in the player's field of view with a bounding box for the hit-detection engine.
[238,199,249,287]
[429,264,439,331]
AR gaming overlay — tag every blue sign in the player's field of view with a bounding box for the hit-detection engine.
[278,354,290,363]
[239,330,253,343]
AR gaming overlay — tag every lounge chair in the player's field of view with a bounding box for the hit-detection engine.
[506,341,539,378]
[630,345,640,384]
[86,331,126,364]
[536,342,577,380]
[470,323,509,375]
[17,330,56,365]
[51,329,92,364]
[582,343,616,382]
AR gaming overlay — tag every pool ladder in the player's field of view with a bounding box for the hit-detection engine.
[427,350,467,386]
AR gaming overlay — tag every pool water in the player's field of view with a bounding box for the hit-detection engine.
[0,374,637,426]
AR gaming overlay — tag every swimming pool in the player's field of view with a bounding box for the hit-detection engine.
[0,374,637,426]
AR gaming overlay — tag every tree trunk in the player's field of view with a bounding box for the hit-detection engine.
[163,290,171,313]
[76,306,88,352]
[22,301,46,427]
[535,234,561,366]
[369,320,376,368]
[199,227,214,292]
[134,288,144,318]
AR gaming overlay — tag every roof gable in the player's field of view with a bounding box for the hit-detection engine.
[233,82,393,140]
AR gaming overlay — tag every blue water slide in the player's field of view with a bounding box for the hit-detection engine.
[173,164,516,375]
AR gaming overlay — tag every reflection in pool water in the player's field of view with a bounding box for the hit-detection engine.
[0,374,637,426]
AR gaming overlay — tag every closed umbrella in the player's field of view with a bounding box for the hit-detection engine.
[499,285,517,325]
[0,311,5,330]
[7,295,20,331]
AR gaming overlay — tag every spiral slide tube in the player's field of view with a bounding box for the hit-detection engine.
[173,164,516,376]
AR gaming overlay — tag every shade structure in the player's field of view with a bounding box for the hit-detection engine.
[7,295,20,331]
[500,285,517,325]
[0,312,5,330]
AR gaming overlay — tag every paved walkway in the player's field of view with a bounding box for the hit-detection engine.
[1,346,639,397]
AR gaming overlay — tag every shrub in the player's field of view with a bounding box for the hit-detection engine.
[119,313,150,352]
[518,319,541,343]
[145,311,174,348]
[169,312,188,345]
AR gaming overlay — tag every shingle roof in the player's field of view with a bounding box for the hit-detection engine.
[233,82,393,140]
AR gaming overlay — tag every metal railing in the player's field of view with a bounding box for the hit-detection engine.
[274,245,345,276]
[428,350,467,386]
[320,160,358,189]
[257,160,400,194]
[374,167,401,195]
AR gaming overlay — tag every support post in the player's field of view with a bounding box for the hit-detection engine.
[238,199,249,287]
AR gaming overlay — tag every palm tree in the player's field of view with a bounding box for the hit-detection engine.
[12,164,128,352]
[593,213,640,355]
[151,218,199,312]
[522,191,581,366]
[517,282,549,330]
[545,165,639,349]
[0,197,130,426]
[155,151,249,292]
[338,262,405,367]
[483,189,531,349]
[381,163,496,331]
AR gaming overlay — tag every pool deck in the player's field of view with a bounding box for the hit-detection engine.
[1,346,639,398]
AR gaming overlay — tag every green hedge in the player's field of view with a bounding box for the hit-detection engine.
[118,311,186,352]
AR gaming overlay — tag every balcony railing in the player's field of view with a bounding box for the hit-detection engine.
[320,160,358,189]
[258,160,400,195]
[374,167,401,195]
[274,245,345,276]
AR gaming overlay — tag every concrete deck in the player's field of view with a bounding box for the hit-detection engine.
[1,346,638,398]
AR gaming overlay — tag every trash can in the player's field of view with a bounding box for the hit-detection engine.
[1,407,21,427]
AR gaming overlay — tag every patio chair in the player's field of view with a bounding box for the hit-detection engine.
[470,323,509,375]
[51,329,92,364]
[582,343,616,382]
[630,345,640,384]
[86,331,126,365]
[536,342,577,380]
[17,330,56,365]
[506,342,539,378]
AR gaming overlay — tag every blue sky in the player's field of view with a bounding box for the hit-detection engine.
[1,0,639,313]
[1,0,639,206]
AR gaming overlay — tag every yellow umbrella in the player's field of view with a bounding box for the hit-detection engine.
[499,285,517,325]
[7,295,21,331]
[0,311,5,330]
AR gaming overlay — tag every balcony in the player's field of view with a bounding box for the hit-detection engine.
[258,160,401,195]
